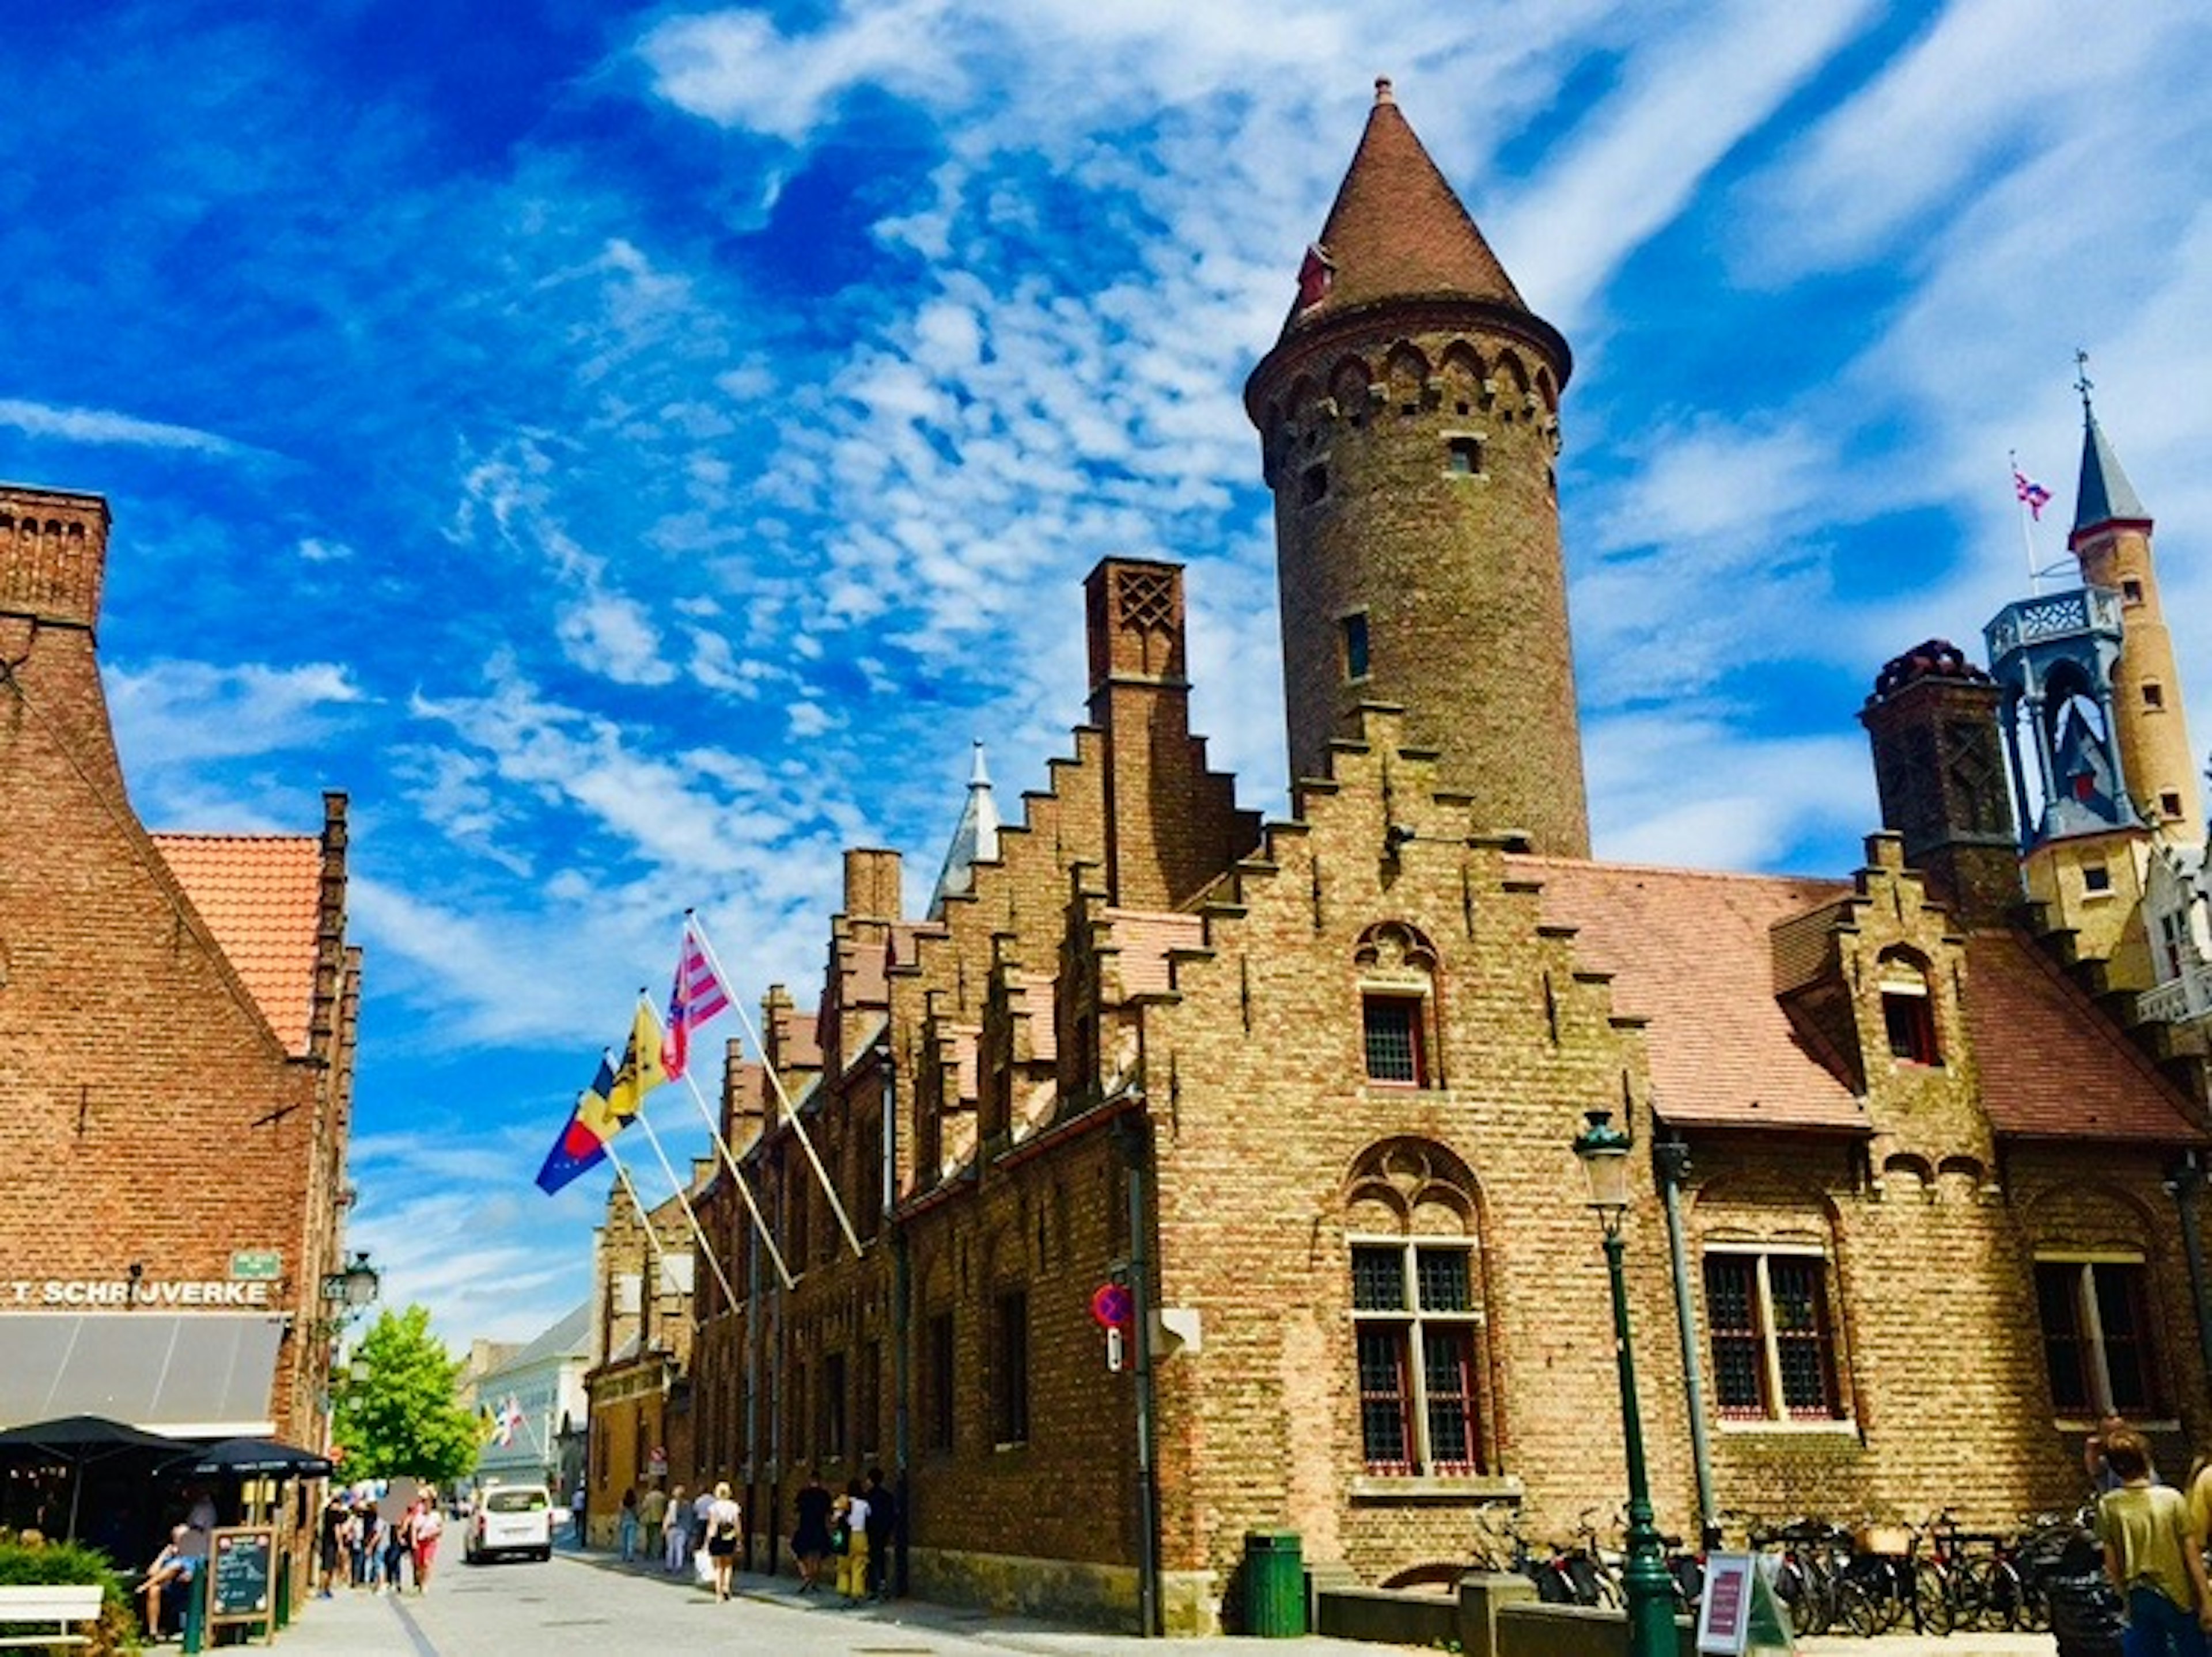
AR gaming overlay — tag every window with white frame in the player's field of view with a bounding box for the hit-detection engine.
[1350,1239,1484,1473]
[2035,1256,2162,1419]
[1703,1248,1843,1421]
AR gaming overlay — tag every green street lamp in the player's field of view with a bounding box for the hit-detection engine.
[1571,1109,1679,1657]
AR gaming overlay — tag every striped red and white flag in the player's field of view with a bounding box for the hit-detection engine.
[661,923,733,1080]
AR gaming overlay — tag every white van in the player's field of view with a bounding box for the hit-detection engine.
[465,1485,552,1564]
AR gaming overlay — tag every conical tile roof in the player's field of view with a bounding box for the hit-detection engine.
[1279,78,1527,338]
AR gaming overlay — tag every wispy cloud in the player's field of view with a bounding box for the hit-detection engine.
[0,398,249,457]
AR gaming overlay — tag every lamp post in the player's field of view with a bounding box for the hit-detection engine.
[1572,1109,1679,1657]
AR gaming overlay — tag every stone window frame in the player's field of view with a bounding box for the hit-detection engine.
[1875,947,1942,1068]
[1355,921,1442,1092]
[1340,608,1371,682]
[1700,1242,1848,1427]
[2032,1251,2169,1425]
[1347,1234,1487,1476]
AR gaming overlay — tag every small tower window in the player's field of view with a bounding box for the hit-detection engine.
[1445,437,1484,476]
[1342,612,1370,681]
[1877,952,1940,1067]
[2143,682,2165,710]
[2161,791,2184,819]
[2084,864,2113,894]
[1301,463,1329,505]
[2122,578,2145,604]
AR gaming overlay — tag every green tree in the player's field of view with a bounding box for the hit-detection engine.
[331,1305,479,1486]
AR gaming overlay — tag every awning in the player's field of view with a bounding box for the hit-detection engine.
[0,1314,285,1436]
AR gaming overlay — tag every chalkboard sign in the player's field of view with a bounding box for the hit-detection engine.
[209,1526,276,1643]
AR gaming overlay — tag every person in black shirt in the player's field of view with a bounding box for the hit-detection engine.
[862,1466,897,1601]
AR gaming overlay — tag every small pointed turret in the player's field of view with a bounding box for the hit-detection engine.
[927,741,1002,919]
[2061,361,2201,844]
[2071,391,2150,542]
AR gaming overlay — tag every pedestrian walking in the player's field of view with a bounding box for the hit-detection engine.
[662,1484,690,1573]
[316,1491,347,1598]
[638,1483,667,1571]
[384,1500,412,1593]
[411,1494,444,1592]
[2095,1427,2212,1657]
[704,1482,742,1602]
[570,1484,588,1550]
[835,1480,872,1605]
[618,1487,639,1563]
[791,1469,832,1594]
[862,1466,897,1599]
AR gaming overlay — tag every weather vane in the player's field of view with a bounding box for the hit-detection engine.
[2073,347,2094,412]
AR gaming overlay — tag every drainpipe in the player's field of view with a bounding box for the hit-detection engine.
[1114,1105,1162,1637]
[1653,1136,1719,1549]
[2164,1155,2212,1416]
[884,1042,911,1598]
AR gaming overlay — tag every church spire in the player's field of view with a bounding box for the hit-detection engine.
[927,741,1002,919]
[2070,352,2150,543]
[1278,76,1532,339]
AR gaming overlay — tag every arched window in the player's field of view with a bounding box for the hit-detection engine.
[1876,947,1940,1066]
[1355,922,1439,1087]
[1344,1139,1488,1475]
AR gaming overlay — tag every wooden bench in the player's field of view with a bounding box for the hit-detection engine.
[0,1583,104,1648]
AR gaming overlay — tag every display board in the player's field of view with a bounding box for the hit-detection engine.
[208,1526,278,1645]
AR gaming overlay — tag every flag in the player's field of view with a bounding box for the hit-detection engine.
[498,1396,525,1447]
[608,1001,669,1118]
[2014,467,2052,520]
[662,923,733,1079]
[477,1403,499,1445]
[533,1052,622,1195]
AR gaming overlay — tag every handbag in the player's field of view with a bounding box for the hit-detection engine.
[830,1519,850,1556]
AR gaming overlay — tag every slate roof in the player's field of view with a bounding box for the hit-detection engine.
[1960,931,2203,1143]
[1280,78,1527,338]
[929,741,1002,919]
[2073,405,2150,535]
[501,1300,592,1370]
[1514,857,1870,1131]
[152,833,323,1055]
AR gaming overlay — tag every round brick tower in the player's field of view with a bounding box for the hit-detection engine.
[1244,78,1589,856]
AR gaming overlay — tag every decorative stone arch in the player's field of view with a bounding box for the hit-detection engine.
[1354,919,1440,977]
[1437,339,1487,412]
[1382,340,1431,417]
[1284,373,1323,438]
[1535,365,1560,413]
[1343,1135,1480,1238]
[1328,354,1374,427]
[1873,944,1942,1066]
[1493,348,1532,414]
[1690,1169,1847,1235]
[2019,1180,2164,1256]
[1880,1151,1936,1196]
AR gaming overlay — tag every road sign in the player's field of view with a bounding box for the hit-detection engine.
[1090,1283,1134,1329]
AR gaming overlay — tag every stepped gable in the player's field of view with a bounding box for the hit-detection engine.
[1961,930,2203,1142]
[152,833,323,1056]
[1281,77,1526,336]
[1516,855,1866,1129]
[1101,909,1205,999]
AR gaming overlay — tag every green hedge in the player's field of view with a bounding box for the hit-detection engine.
[0,1540,139,1654]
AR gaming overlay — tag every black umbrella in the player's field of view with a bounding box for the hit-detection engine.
[170,1436,333,1479]
[0,1414,194,1540]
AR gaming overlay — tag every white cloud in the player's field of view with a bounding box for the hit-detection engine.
[105,659,367,766]
[0,397,251,457]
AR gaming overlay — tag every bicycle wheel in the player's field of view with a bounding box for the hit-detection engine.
[1912,1559,1953,1635]
[1969,1557,2021,1631]
[1835,1578,1881,1639]
[1945,1560,1987,1631]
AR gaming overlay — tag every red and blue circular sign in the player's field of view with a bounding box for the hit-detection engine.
[1089,1283,1134,1329]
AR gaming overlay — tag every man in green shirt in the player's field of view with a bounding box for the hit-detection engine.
[2096,1428,2212,1657]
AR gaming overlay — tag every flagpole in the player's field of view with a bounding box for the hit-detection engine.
[677,1056,795,1290]
[688,915,865,1259]
[660,919,797,1290]
[631,1101,744,1311]
[2012,449,2041,594]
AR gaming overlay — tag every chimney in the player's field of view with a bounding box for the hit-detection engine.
[844,848,903,922]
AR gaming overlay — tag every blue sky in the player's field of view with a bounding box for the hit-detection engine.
[9,1,2209,1347]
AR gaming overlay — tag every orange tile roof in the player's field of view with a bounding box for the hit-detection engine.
[1513,857,1869,1131]
[1961,931,2203,1143]
[1104,909,1205,999]
[1285,82,1526,338]
[153,834,323,1056]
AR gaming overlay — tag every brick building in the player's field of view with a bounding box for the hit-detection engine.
[650,84,2212,1634]
[0,485,362,1453]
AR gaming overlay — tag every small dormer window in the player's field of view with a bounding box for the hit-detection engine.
[1877,952,1940,1067]
[2084,864,2113,895]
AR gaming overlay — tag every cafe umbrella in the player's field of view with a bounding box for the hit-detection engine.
[169,1438,334,1480]
[0,1413,194,1540]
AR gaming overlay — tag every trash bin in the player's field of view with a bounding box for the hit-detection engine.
[2046,1570,2125,1657]
[1244,1530,1306,1637]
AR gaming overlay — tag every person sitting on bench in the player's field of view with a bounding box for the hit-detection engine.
[139,1524,196,1638]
